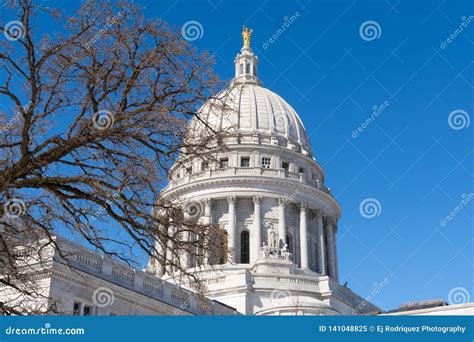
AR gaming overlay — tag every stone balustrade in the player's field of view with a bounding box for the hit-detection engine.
[168,166,331,195]
[53,237,238,316]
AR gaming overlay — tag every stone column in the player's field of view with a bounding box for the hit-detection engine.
[166,224,175,274]
[202,198,212,265]
[299,203,309,269]
[181,209,190,270]
[333,224,339,281]
[325,218,337,279]
[253,195,262,263]
[227,196,237,263]
[179,203,191,269]
[154,241,165,276]
[316,210,326,275]
[278,198,286,248]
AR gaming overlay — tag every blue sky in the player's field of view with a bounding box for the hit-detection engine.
[141,0,474,310]
[2,0,472,312]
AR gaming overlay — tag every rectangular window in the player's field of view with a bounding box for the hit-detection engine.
[83,305,93,316]
[240,157,250,167]
[201,161,209,171]
[299,167,305,174]
[219,158,229,169]
[261,157,271,169]
[282,162,289,171]
[73,302,81,315]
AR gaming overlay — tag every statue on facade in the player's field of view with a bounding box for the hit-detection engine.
[281,244,292,261]
[242,26,253,48]
[260,242,269,259]
[267,225,278,249]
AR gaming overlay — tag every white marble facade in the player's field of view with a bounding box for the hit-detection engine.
[152,41,378,315]
[0,236,238,316]
[3,34,472,317]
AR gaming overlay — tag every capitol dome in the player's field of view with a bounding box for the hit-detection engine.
[189,44,312,157]
[151,28,376,316]
[196,83,313,156]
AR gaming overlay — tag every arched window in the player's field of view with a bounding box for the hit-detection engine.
[240,63,244,75]
[286,233,293,254]
[218,230,228,264]
[245,63,250,74]
[240,231,250,264]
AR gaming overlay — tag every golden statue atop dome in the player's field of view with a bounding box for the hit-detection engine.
[242,25,253,48]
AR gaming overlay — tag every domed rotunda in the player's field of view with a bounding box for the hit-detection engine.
[151,28,378,316]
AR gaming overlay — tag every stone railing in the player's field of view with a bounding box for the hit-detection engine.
[169,167,332,195]
[252,274,320,287]
[75,253,102,272]
[53,237,238,316]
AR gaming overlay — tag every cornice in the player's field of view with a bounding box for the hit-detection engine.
[160,175,342,218]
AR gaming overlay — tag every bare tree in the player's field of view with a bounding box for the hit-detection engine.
[0,0,231,315]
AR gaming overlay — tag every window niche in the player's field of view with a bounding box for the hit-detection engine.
[240,157,250,167]
[240,231,250,264]
[261,157,271,169]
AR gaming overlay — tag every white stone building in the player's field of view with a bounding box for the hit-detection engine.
[149,34,379,316]
[0,235,238,316]
[1,30,472,317]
